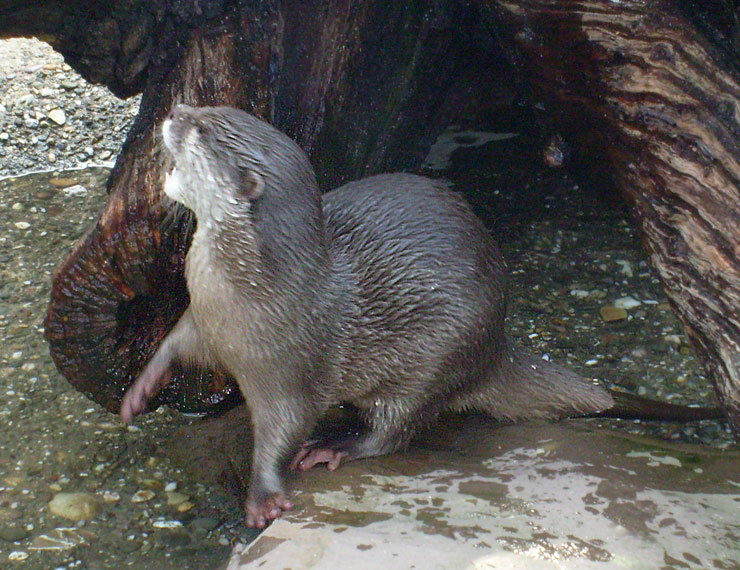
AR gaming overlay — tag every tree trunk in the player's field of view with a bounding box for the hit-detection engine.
[2,0,739,433]
[486,0,740,436]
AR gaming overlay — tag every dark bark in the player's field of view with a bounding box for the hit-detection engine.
[486,0,740,435]
[2,0,739,433]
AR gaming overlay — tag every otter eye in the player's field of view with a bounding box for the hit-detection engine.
[238,170,264,200]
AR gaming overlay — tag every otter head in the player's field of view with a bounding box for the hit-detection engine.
[161,105,320,231]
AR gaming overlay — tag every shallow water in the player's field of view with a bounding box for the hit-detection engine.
[0,143,734,568]
[0,168,238,569]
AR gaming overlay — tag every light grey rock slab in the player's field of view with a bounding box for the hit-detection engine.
[226,419,739,569]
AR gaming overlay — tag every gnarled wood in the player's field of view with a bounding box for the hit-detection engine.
[486,0,740,435]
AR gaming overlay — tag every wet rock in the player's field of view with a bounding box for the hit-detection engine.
[131,489,156,503]
[29,528,96,551]
[152,519,184,529]
[0,524,30,542]
[101,490,121,503]
[61,184,88,196]
[166,492,190,506]
[614,296,641,310]
[190,517,220,533]
[48,492,100,521]
[48,177,78,188]
[599,306,628,322]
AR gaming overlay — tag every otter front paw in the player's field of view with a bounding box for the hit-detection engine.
[120,367,172,424]
[245,492,293,528]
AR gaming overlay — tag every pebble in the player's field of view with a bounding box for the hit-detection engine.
[47,108,66,125]
[48,492,100,521]
[664,334,682,345]
[177,501,195,513]
[101,490,121,503]
[190,517,220,533]
[166,491,189,506]
[61,184,88,196]
[0,524,31,542]
[8,551,28,561]
[13,221,30,230]
[152,519,184,529]
[131,489,156,503]
[49,177,78,188]
[614,296,641,310]
[616,260,634,277]
[599,306,628,322]
[29,528,94,551]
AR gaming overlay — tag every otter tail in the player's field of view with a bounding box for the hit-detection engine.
[448,340,723,424]
[593,390,724,422]
[448,340,614,421]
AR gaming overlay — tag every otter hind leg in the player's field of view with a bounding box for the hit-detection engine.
[291,397,444,471]
[449,346,614,421]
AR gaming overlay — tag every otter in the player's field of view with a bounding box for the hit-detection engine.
[119,105,662,527]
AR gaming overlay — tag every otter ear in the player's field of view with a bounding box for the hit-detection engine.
[239,170,264,200]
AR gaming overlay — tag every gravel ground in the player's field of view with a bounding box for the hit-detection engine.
[0,38,139,176]
[0,36,734,570]
[1,39,240,570]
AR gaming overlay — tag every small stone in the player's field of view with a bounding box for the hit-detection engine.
[101,490,120,503]
[62,184,88,196]
[99,149,112,160]
[176,501,194,513]
[39,87,54,97]
[48,152,56,163]
[569,289,589,299]
[29,528,95,551]
[189,517,219,533]
[84,146,94,157]
[142,479,163,490]
[164,482,178,492]
[49,177,78,188]
[0,524,31,542]
[614,296,641,310]
[166,492,189,506]
[131,489,155,503]
[599,306,628,322]
[47,108,66,125]
[152,519,183,529]
[0,132,9,141]
[588,290,608,301]
[664,334,682,345]
[48,492,100,521]
[14,222,31,230]
[615,260,634,277]
[8,551,28,561]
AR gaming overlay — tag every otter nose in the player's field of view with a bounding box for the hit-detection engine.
[167,104,192,122]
